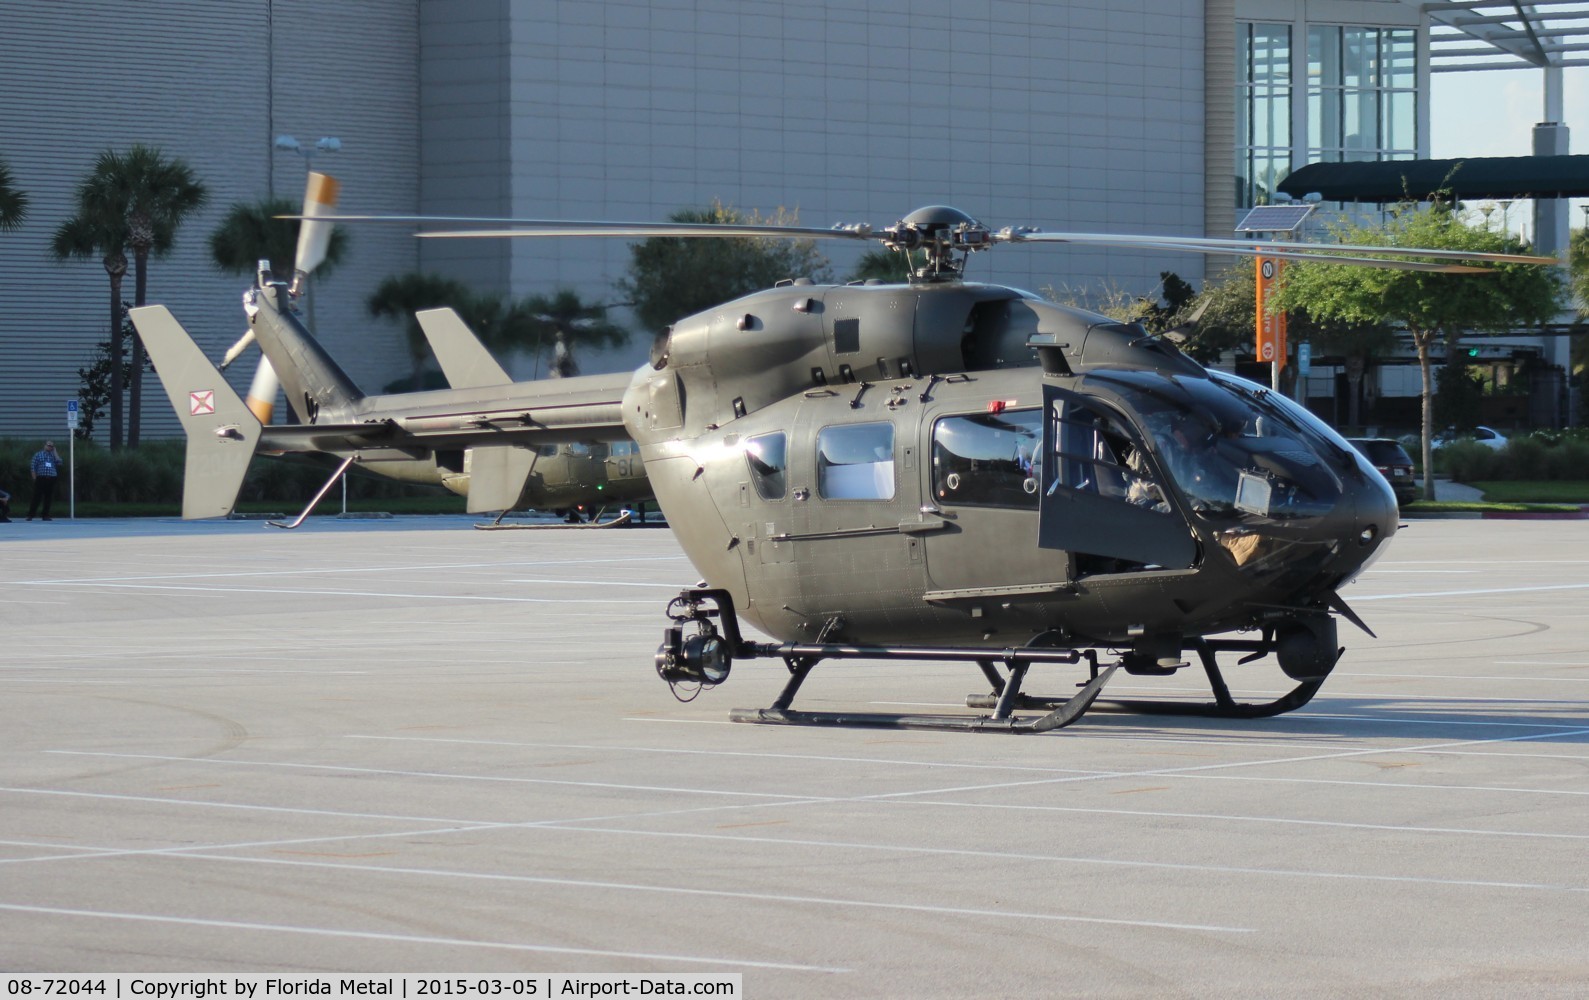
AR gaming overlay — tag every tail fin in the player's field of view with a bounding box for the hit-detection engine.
[415,308,539,512]
[248,282,364,422]
[416,308,512,388]
[130,305,262,519]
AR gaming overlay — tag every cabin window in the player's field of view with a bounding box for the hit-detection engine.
[1050,397,1168,511]
[744,432,788,500]
[817,422,895,500]
[932,410,1042,509]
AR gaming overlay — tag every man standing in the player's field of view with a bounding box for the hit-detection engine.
[26,440,62,521]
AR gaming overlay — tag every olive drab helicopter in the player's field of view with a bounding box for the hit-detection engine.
[134,195,1554,734]
[136,173,651,527]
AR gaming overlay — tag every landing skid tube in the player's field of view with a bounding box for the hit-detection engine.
[963,637,1341,720]
[658,589,1118,734]
[731,658,1120,734]
[474,510,632,530]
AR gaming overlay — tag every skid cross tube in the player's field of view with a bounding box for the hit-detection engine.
[963,635,1338,720]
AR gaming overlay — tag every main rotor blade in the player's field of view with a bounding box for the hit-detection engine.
[1008,230,1557,265]
[414,223,875,241]
[277,214,875,242]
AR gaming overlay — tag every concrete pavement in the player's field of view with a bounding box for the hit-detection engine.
[3,516,1588,996]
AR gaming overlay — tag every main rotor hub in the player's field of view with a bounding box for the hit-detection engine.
[883,205,994,282]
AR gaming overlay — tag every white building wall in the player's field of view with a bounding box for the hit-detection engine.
[0,0,419,443]
[5,0,1225,437]
[480,0,1210,374]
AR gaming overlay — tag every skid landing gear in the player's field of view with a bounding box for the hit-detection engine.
[656,589,1118,734]
[963,633,1342,720]
[656,590,1344,734]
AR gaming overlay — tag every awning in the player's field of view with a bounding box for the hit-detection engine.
[1277,155,1589,203]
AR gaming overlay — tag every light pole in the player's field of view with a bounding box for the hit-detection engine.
[274,134,341,167]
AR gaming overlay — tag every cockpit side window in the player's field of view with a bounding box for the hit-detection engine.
[817,422,895,500]
[744,431,788,500]
[1048,397,1169,512]
[1088,370,1347,522]
[932,409,1042,509]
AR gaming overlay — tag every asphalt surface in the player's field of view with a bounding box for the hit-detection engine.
[3,515,1588,997]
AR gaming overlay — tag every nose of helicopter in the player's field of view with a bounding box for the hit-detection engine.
[1338,459,1400,581]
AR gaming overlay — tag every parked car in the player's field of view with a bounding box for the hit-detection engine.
[1347,438,1418,506]
[1433,425,1508,451]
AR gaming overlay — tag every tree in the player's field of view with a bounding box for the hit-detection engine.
[78,146,208,446]
[1169,261,1259,365]
[75,305,139,439]
[1136,272,1198,335]
[1043,278,1151,325]
[1305,317,1396,433]
[52,175,131,450]
[1571,225,1588,318]
[0,156,27,231]
[208,196,349,284]
[368,273,486,390]
[848,248,923,283]
[1174,263,1393,429]
[1271,201,1562,501]
[513,289,628,378]
[618,201,832,333]
[1571,227,1589,397]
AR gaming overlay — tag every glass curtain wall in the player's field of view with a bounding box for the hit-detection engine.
[1236,22,1292,209]
[1308,26,1417,164]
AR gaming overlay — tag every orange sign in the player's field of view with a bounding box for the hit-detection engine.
[1254,256,1287,369]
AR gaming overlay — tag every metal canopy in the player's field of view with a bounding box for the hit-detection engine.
[1418,1,1589,71]
[1277,154,1589,201]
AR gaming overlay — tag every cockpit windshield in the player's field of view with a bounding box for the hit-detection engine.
[1087,369,1351,524]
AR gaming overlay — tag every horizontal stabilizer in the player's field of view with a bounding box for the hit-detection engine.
[130,306,263,519]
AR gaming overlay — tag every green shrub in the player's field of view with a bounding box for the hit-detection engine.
[1500,436,1551,481]
[1544,439,1589,480]
[1,436,449,507]
[1440,440,1501,481]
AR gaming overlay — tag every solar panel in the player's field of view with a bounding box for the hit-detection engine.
[1234,204,1316,233]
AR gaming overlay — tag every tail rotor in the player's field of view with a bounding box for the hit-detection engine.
[219,170,343,424]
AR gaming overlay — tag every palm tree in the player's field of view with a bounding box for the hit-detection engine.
[514,289,627,378]
[51,182,131,450]
[367,272,481,390]
[208,196,349,283]
[848,247,922,283]
[84,146,207,446]
[0,156,27,231]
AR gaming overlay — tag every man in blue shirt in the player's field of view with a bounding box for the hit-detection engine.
[26,441,62,521]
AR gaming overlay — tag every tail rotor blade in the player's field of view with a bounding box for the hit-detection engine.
[244,359,281,425]
[219,329,256,371]
[292,171,341,290]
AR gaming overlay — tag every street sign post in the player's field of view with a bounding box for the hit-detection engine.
[66,400,78,519]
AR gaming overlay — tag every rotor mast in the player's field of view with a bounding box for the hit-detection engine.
[881,205,996,282]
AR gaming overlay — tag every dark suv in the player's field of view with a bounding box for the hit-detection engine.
[1347,438,1417,506]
